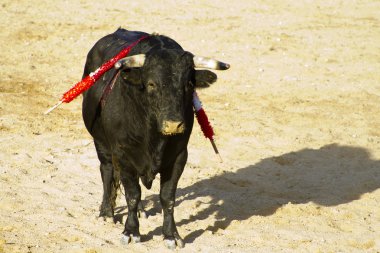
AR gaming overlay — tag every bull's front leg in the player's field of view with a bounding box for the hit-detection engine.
[160,149,187,249]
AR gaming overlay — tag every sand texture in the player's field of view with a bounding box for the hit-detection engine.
[1,0,379,252]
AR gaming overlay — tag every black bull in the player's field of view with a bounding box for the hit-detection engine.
[82,28,229,248]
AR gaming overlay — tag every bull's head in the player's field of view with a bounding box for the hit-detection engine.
[115,50,229,135]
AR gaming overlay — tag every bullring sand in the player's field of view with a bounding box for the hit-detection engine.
[0,0,379,252]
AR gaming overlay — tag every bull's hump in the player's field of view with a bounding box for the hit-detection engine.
[114,28,148,43]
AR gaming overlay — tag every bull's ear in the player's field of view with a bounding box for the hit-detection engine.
[194,70,217,88]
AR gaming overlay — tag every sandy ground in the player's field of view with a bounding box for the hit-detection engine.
[1,0,380,252]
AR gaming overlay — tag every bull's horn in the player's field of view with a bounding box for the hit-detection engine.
[115,54,146,69]
[193,56,230,70]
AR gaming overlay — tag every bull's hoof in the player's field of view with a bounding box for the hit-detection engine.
[98,210,114,223]
[121,234,141,245]
[99,204,114,219]
[164,234,184,249]
[98,215,114,223]
[164,239,176,250]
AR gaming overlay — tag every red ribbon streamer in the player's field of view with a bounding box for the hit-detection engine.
[61,35,149,103]
[195,107,215,140]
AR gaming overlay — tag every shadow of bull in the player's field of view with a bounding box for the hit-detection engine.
[116,143,380,243]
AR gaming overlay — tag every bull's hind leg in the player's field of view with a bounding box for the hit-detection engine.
[118,168,142,244]
[94,141,119,219]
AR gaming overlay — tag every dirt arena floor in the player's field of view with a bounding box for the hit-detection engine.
[1,0,379,252]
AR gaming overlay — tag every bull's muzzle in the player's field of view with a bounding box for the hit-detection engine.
[161,121,185,135]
